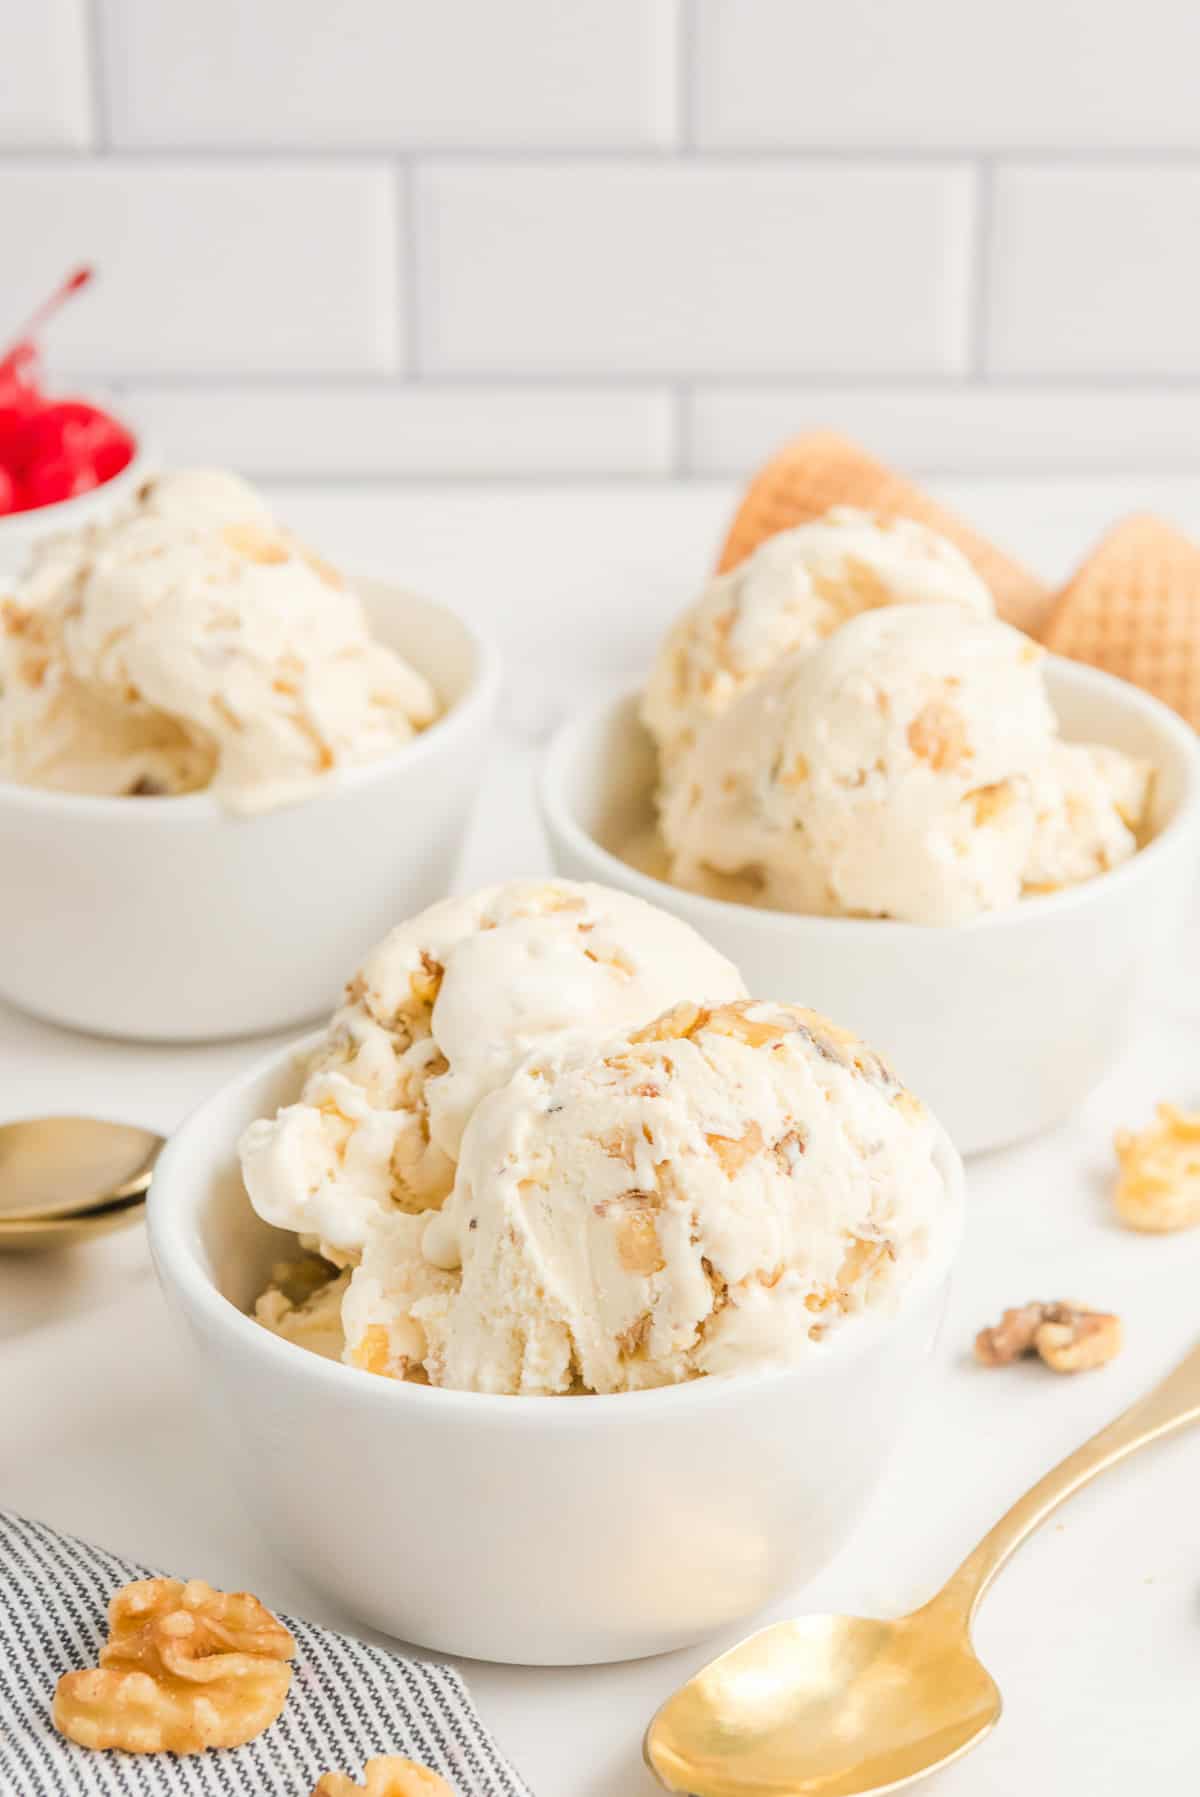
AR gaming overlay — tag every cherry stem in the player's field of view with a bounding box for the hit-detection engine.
[2,266,94,366]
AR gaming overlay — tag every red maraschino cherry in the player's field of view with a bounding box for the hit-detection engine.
[21,456,102,510]
[0,266,138,516]
[0,340,43,462]
[19,400,134,477]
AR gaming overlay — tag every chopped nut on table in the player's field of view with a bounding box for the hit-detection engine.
[1114,1103,1200,1233]
[312,1758,454,1796]
[975,1302,1123,1374]
[52,1576,295,1754]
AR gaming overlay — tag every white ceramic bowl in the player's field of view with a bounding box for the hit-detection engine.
[0,582,500,1041]
[0,440,151,578]
[148,1034,964,1666]
[540,659,1200,1156]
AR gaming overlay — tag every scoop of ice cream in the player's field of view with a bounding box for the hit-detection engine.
[240,880,746,1262]
[662,605,1066,925]
[661,604,1154,923]
[340,1213,457,1380]
[1025,741,1151,894]
[642,507,995,770]
[140,467,275,531]
[0,470,435,806]
[342,998,953,1395]
[255,1260,350,1363]
[0,590,217,795]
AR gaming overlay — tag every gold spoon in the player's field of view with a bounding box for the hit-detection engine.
[0,1115,163,1250]
[0,1189,152,1252]
[646,1339,1200,1796]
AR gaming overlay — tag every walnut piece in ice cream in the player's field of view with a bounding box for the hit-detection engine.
[240,880,745,1265]
[53,1576,294,1754]
[342,998,954,1395]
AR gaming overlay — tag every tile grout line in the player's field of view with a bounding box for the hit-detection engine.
[400,159,422,378]
[968,158,996,381]
[64,369,1200,393]
[10,144,1200,165]
[82,0,112,152]
[670,383,691,476]
[129,465,1200,489]
[675,0,696,153]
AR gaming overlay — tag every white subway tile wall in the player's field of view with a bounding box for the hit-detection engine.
[102,0,679,149]
[127,385,676,478]
[3,0,92,148]
[417,162,973,376]
[988,166,1200,377]
[2,0,1198,478]
[693,0,1200,149]
[2,163,402,375]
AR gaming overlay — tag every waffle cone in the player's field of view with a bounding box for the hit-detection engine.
[716,432,1050,633]
[1043,514,1200,729]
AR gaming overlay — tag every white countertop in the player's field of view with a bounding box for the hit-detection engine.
[4,478,1200,1797]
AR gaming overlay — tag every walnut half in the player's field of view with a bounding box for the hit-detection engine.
[975,1302,1122,1374]
[312,1758,454,1796]
[1115,1103,1200,1233]
[53,1576,295,1754]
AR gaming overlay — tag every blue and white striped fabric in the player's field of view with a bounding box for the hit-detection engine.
[0,1511,533,1797]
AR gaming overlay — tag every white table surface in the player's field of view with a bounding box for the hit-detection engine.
[4,477,1200,1797]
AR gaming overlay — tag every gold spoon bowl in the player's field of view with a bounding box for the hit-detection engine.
[0,1115,163,1250]
[646,1339,1200,1796]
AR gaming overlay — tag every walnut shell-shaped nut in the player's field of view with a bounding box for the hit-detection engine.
[53,1576,295,1754]
[975,1302,1122,1374]
[1115,1103,1200,1233]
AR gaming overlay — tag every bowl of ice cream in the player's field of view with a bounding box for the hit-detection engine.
[540,514,1200,1154]
[150,879,964,1664]
[0,469,500,1040]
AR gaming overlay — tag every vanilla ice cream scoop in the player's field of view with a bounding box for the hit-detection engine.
[642,508,995,769]
[0,469,435,807]
[139,468,274,531]
[662,605,1054,923]
[662,605,1152,924]
[1025,741,1152,894]
[343,998,953,1395]
[240,880,746,1262]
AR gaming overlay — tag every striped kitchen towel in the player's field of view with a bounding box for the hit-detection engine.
[0,1511,534,1797]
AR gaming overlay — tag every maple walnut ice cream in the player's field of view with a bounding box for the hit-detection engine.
[642,506,994,773]
[662,605,1152,925]
[242,881,746,1262]
[643,511,1152,924]
[0,468,436,809]
[246,881,956,1395]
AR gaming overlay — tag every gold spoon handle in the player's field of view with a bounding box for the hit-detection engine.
[936,1338,1200,1625]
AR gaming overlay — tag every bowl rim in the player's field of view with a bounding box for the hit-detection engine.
[148,1029,966,1425]
[0,435,148,538]
[0,579,503,822]
[538,653,1200,939]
